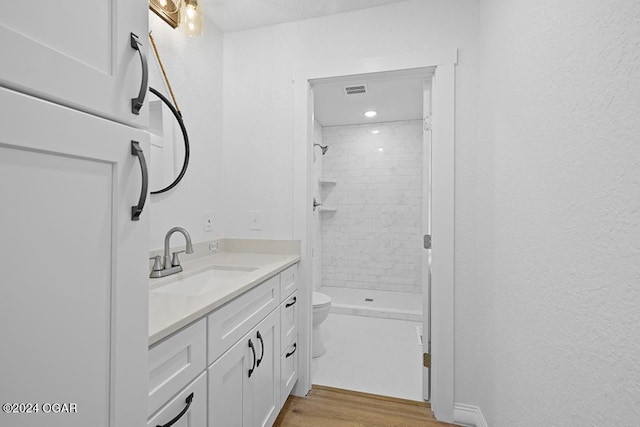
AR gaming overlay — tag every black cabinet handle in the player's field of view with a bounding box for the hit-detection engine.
[248,339,256,378]
[285,296,297,308]
[285,343,297,358]
[256,331,264,367]
[130,33,148,115]
[156,392,193,427]
[130,141,148,221]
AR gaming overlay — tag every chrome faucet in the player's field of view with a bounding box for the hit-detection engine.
[149,227,194,278]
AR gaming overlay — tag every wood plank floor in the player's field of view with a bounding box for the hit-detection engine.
[274,385,460,427]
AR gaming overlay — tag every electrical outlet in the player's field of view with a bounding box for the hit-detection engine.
[204,212,214,232]
[249,210,263,231]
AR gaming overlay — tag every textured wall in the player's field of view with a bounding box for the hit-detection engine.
[460,1,640,424]
[147,12,224,250]
[321,120,423,293]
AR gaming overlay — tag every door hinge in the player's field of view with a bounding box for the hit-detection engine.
[423,352,431,368]
[423,234,432,249]
[423,115,432,131]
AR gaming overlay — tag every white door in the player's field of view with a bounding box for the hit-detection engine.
[0,0,148,127]
[252,310,281,427]
[422,81,433,401]
[208,335,252,427]
[0,87,149,426]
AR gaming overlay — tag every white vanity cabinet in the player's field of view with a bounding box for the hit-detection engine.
[148,263,299,427]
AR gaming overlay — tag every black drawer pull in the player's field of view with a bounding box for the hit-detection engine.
[285,296,297,308]
[285,343,297,358]
[156,392,193,427]
[130,141,148,221]
[130,33,148,115]
[256,330,265,367]
[248,339,256,378]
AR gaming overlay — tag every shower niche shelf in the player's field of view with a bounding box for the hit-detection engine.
[318,179,337,186]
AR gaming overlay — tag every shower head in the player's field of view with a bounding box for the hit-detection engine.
[314,143,329,155]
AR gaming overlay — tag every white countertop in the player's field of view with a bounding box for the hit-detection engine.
[148,250,300,346]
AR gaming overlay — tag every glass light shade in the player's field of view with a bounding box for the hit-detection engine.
[180,0,204,37]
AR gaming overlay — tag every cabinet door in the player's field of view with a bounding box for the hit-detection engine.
[0,87,149,427]
[251,309,281,427]
[0,0,148,127]
[208,335,252,427]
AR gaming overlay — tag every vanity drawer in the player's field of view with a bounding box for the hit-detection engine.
[208,275,280,364]
[280,338,298,405]
[280,291,298,353]
[280,264,297,299]
[148,318,206,416]
[147,371,207,427]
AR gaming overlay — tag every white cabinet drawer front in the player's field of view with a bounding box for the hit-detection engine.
[280,291,298,353]
[279,265,298,299]
[147,371,207,427]
[149,319,206,416]
[280,339,298,406]
[208,276,280,364]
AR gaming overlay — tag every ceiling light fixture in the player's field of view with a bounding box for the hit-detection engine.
[371,130,380,134]
[363,110,377,118]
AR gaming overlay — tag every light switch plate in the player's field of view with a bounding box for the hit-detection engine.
[249,210,263,231]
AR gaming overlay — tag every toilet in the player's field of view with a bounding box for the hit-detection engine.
[312,292,332,358]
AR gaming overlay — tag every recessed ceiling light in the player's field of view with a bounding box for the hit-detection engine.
[377,147,384,152]
[371,130,380,134]
[363,110,377,118]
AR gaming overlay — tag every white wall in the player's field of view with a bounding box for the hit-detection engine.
[321,120,423,293]
[148,12,224,250]
[222,0,479,240]
[461,1,640,425]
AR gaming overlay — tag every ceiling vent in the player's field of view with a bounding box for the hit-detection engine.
[343,84,367,95]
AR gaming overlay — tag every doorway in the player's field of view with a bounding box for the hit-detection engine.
[292,50,456,421]
[309,69,433,401]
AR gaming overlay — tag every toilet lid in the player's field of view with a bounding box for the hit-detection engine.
[312,292,331,307]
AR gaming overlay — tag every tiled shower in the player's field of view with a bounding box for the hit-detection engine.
[312,119,424,321]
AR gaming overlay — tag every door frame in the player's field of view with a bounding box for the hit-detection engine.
[292,49,457,422]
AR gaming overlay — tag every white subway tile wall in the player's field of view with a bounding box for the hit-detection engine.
[321,120,423,294]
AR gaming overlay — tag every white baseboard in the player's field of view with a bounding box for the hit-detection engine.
[453,403,488,427]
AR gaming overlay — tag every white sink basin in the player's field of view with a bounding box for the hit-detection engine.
[154,265,258,297]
